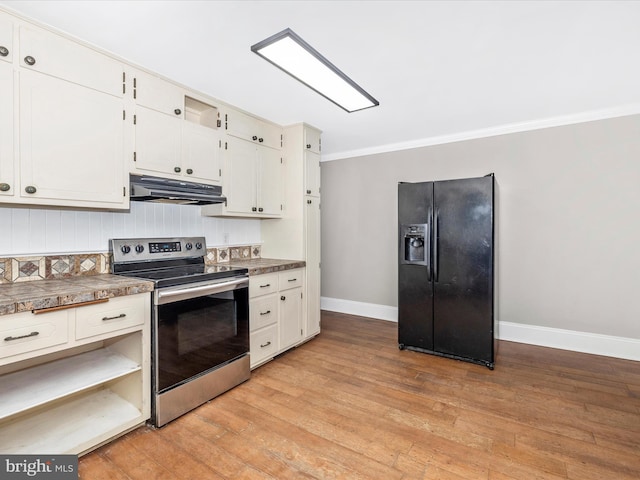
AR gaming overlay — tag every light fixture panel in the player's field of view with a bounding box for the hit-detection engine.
[251,28,379,113]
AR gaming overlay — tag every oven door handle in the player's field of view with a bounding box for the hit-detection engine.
[156,277,249,304]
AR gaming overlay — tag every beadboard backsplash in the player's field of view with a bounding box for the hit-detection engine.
[0,202,261,255]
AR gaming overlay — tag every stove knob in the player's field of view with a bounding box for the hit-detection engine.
[135,244,144,254]
[185,242,193,250]
[120,245,131,254]
[195,242,203,250]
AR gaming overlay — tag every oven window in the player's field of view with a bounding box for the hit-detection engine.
[156,288,249,392]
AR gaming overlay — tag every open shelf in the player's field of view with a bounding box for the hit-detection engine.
[0,347,140,421]
[0,388,143,454]
[185,96,218,129]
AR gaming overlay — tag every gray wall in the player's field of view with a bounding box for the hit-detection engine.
[321,115,640,339]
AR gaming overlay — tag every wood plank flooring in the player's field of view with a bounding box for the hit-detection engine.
[79,311,640,479]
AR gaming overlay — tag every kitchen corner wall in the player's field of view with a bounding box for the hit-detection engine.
[0,201,261,255]
[320,114,640,359]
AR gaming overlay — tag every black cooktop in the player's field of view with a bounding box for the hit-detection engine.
[116,263,248,288]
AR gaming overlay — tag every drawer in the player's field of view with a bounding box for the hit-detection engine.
[250,295,278,331]
[75,295,146,340]
[0,310,68,361]
[250,324,279,366]
[279,269,303,291]
[249,273,278,298]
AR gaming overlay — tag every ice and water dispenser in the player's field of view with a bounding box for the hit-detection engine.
[400,224,428,265]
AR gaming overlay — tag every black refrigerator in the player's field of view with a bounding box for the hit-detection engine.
[398,174,496,369]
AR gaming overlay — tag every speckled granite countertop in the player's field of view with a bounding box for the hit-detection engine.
[0,275,154,316]
[0,259,305,317]
[226,258,306,276]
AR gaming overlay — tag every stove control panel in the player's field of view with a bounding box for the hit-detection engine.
[110,237,206,264]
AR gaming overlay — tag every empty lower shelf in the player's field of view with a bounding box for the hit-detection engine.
[0,388,143,454]
[0,347,140,421]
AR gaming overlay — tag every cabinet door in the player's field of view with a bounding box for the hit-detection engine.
[257,146,282,216]
[304,127,321,154]
[225,108,281,150]
[259,122,282,150]
[225,108,259,143]
[19,25,122,97]
[305,198,321,337]
[279,287,303,350]
[0,61,13,198]
[224,136,257,214]
[304,151,321,197]
[0,14,14,64]
[135,105,182,177]
[182,122,221,183]
[19,70,126,207]
[133,69,184,117]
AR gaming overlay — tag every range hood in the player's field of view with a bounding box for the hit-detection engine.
[130,174,226,205]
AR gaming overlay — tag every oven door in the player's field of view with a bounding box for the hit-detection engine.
[153,276,249,393]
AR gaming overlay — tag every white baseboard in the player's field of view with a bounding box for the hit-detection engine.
[320,297,640,362]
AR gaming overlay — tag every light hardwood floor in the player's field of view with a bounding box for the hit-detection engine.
[79,311,640,479]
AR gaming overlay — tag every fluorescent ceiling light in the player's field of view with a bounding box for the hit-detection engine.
[251,28,379,113]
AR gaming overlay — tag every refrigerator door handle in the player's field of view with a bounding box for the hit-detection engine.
[427,209,432,281]
[433,209,439,282]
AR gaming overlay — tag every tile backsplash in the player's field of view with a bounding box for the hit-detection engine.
[0,245,261,284]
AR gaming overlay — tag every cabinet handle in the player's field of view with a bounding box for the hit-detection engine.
[102,313,126,321]
[5,331,39,342]
[252,136,258,141]
[259,283,271,288]
[174,108,182,115]
[25,185,37,194]
[0,46,8,57]
[258,138,264,143]
[288,278,297,282]
[252,207,257,212]
[306,189,312,194]
[280,295,286,301]
[260,341,271,348]
[306,144,311,149]
[258,207,263,212]
[24,55,36,66]
[259,310,271,316]
[186,168,193,175]
[174,166,181,173]
[307,199,312,204]
[0,183,10,192]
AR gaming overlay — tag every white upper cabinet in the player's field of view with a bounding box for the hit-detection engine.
[19,24,122,97]
[11,18,128,209]
[131,69,222,184]
[304,127,321,154]
[134,104,182,177]
[19,69,126,207]
[304,151,321,198]
[182,121,221,184]
[0,61,13,198]
[0,15,13,63]
[133,69,184,117]
[225,108,282,150]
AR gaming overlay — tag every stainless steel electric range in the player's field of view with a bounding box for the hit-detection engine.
[110,236,250,427]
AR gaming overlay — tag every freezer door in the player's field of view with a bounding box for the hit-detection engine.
[433,176,494,364]
[398,182,434,350]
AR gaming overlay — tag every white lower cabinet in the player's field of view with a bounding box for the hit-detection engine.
[0,293,150,455]
[249,268,305,369]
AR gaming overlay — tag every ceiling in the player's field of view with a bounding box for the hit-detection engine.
[2,1,640,160]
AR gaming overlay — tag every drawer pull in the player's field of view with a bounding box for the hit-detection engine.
[102,313,126,321]
[4,331,39,342]
[260,284,271,288]
[288,278,297,282]
[260,341,271,348]
[259,310,271,316]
